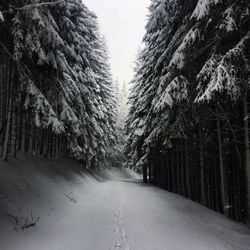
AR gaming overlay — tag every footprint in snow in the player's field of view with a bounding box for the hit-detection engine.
[124,244,131,250]
[118,221,124,227]
[115,240,122,249]
[112,203,131,250]
[114,226,119,235]
[120,228,127,240]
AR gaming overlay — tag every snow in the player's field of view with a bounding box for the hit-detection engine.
[21,79,65,134]
[191,0,221,20]
[0,157,250,250]
[0,11,4,22]
[154,75,189,111]
[196,32,250,103]
[168,28,200,70]
[222,7,237,32]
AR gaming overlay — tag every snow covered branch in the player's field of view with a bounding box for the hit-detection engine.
[0,0,117,164]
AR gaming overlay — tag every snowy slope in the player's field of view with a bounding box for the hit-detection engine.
[0,157,250,250]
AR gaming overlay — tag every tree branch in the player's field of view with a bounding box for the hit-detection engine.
[16,0,65,10]
[1,0,65,14]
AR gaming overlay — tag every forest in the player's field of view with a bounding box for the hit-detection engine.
[0,1,250,249]
[0,0,118,167]
[126,0,250,223]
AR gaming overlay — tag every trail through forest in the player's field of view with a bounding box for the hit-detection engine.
[0,158,250,250]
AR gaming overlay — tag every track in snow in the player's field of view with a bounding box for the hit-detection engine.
[0,160,250,250]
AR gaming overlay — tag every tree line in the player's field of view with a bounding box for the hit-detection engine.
[126,0,250,223]
[0,0,117,167]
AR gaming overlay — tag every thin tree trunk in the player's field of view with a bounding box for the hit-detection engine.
[185,140,191,199]
[2,69,14,161]
[181,140,186,197]
[143,163,147,183]
[199,124,206,206]
[216,115,229,217]
[243,93,250,223]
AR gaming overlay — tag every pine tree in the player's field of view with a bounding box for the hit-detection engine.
[126,0,250,222]
[0,0,117,166]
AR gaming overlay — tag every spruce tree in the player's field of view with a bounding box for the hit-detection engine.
[0,0,117,166]
[126,0,250,222]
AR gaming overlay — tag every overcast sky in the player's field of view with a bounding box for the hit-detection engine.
[83,0,151,85]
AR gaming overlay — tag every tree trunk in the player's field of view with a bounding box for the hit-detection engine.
[243,93,250,223]
[185,140,191,199]
[199,124,206,206]
[2,69,14,161]
[216,115,229,217]
[143,163,147,183]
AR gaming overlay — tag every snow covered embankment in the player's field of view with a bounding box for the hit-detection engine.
[0,156,96,250]
[0,156,138,250]
[0,157,250,250]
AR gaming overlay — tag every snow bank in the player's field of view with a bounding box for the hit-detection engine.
[0,157,249,250]
[0,156,96,250]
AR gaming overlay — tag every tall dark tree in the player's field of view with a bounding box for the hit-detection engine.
[126,0,250,223]
[0,0,117,167]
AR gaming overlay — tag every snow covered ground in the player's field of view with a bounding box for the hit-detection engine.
[0,157,250,250]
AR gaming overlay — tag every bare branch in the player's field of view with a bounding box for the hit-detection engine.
[1,0,64,14]
[64,193,77,203]
[16,0,65,10]
[6,212,40,231]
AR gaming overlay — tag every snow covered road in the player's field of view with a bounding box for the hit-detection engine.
[0,161,250,250]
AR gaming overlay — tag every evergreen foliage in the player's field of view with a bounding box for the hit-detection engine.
[0,0,116,167]
[126,0,250,222]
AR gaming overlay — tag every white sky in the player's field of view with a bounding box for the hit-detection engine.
[82,0,151,85]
